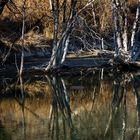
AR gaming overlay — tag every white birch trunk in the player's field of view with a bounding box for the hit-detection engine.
[91,1,97,27]
[112,0,121,55]
[45,0,59,71]
[131,0,140,51]
[19,0,26,76]
[112,0,129,56]
[46,0,95,71]
[122,29,128,52]
[49,0,53,11]
[61,35,70,64]
[122,2,128,52]
[101,38,104,50]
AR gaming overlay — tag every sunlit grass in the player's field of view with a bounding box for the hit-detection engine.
[0,0,138,48]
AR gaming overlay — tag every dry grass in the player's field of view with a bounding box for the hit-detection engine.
[0,0,138,48]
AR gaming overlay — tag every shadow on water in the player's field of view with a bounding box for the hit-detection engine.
[1,70,140,139]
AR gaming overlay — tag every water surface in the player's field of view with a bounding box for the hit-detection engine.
[0,69,140,140]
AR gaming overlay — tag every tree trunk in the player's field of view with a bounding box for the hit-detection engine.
[131,0,140,60]
[112,0,122,55]
[19,0,26,76]
[45,0,77,71]
[45,0,95,72]
[45,28,70,71]
[111,0,140,63]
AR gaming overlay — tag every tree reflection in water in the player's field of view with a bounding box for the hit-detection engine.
[15,76,26,140]
[131,74,140,140]
[1,70,140,139]
[46,75,78,140]
[104,73,128,140]
[104,73,140,140]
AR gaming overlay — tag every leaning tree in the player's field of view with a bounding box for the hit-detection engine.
[45,0,95,71]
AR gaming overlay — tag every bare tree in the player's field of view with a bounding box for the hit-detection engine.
[45,0,95,71]
[111,0,128,55]
[131,0,140,61]
[111,0,140,62]
[19,0,26,76]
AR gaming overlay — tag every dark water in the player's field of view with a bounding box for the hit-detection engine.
[0,69,140,140]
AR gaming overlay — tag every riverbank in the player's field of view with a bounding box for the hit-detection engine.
[1,51,140,78]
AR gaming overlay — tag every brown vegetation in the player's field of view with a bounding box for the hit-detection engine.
[0,0,138,48]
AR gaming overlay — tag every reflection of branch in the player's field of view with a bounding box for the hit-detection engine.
[18,76,26,139]
[121,83,127,140]
[104,111,112,137]
[14,76,45,123]
[15,97,45,123]
[131,74,140,139]
[105,83,127,139]
[112,80,124,109]
[46,75,77,139]
[104,79,125,137]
